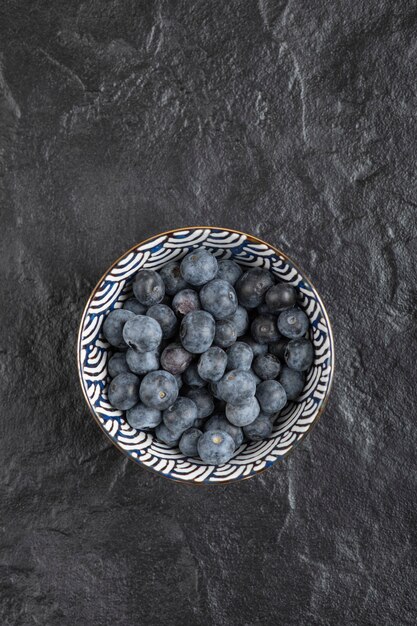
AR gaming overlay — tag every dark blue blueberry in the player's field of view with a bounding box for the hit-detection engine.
[199,279,238,320]
[103,309,135,348]
[126,402,162,430]
[108,372,140,410]
[279,365,305,400]
[133,269,165,306]
[187,388,215,419]
[180,310,215,354]
[214,319,237,348]
[160,343,193,375]
[155,423,180,447]
[139,370,178,410]
[126,348,159,375]
[197,430,235,464]
[197,347,227,382]
[146,304,177,339]
[210,381,221,399]
[172,289,201,318]
[256,380,287,414]
[123,297,147,315]
[277,307,309,339]
[241,336,268,357]
[183,363,206,388]
[226,305,249,337]
[268,338,289,360]
[180,248,218,286]
[226,342,253,371]
[257,302,271,315]
[253,354,281,380]
[247,369,261,386]
[225,397,260,427]
[243,413,273,441]
[216,259,243,285]
[235,268,274,309]
[122,315,162,353]
[159,261,189,295]
[205,415,244,448]
[265,283,297,313]
[163,397,198,436]
[108,352,130,378]
[174,373,183,390]
[217,369,256,404]
[251,314,280,344]
[285,338,314,371]
[179,428,202,456]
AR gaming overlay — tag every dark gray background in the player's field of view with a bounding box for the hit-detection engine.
[1,1,416,624]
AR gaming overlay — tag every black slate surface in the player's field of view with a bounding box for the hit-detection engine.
[1,1,417,624]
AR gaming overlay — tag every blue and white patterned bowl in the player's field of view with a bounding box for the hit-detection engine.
[77,227,334,484]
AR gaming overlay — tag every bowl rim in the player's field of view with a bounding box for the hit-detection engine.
[77,226,335,485]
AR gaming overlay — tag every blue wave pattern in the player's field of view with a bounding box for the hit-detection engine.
[79,229,333,483]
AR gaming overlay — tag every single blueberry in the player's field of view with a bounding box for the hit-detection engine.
[279,365,305,400]
[103,309,135,348]
[205,415,244,448]
[133,269,165,306]
[235,268,274,309]
[226,305,249,337]
[216,259,243,285]
[225,397,260,427]
[183,363,206,388]
[277,307,309,339]
[163,397,198,436]
[241,336,268,357]
[180,248,218,286]
[139,370,178,410]
[226,342,253,371]
[172,289,201,317]
[108,372,140,410]
[159,261,189,295]
[179,428,202,457]
[122,315,162,353]
[265,283,297,313]
[123,297,147,315]
[126,402,162,430]
[126,348,159,375]
[187,388,215,419]
[214,319,237,349]
[197,347,227,382]
[256,380,287,413]
[285,338,314,371]
[251,314,280,344]
[180,310,215,354]
[160,342,193,375]
[197,430,235,465]
[217,369,256,404]
[199,279,238,320]
[268,338,290,360]
[253,354,281,380]
[108,352,130,378]
[146,304,177,339]
[210,381,222,400]
[155,423,180,447]
[243,413,273,441]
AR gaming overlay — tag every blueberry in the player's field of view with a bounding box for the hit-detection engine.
[163,397,198,436]
[174,373,183,390]
[285,338,314,371]
[251,314,280,344]
[197,430,235,465]
[126,348,159,375]
[146,304,177,339]
[257,302,271,315]
[187,388,214,419]
[103,309,135,348]
[241,336,268,357]
[199,279,238,320]
[180,311,215,354]
[172,289,201,317]
[159,261,189,295]
[226,342,253,371]
[235,268,274,309]
[214,319,237,348]
[205,415,244,448]
[122,315,162,353]
[247,369,262,386]
[179,428,202,456]
[253,354,281,380]
[180,248,218,286]
[218,369,256,404]
[197,347,227,382]
[225,397,260,426]
[133,269,165,306]
[126,402,162,430]
[265,283,297,313]
[243,413,273,441]
[256,380,287,413]
[210,381,221,399]
[155,423,180,447]
[268,338,290,360]
[139,370,178,410]
[277,307,309,339]
[108,352,130,378]
[226,305,249,337]
[216,259,243,285]
[123,298,147,315]
[160,343,193,375]
[183,363,206,388]
[108,372,140,410]
[279,365,305,400]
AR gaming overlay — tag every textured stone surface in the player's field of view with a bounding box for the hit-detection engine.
[1,1,417,624]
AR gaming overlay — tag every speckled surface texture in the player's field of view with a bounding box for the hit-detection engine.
[1,1,417,624]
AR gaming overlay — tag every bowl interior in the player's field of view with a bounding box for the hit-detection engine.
[78,228,334,484]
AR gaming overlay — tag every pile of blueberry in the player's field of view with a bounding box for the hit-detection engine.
[103,249,314,465]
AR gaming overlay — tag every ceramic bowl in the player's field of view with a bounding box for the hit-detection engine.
[77,227,334,484]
